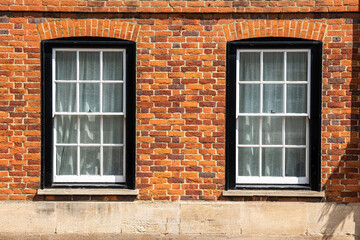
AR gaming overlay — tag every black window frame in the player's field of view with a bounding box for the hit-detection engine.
[41,37,136,189]
[225,38,322,191]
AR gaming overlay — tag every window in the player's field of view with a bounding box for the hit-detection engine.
[41,38,136,189]
[226,38,321,190]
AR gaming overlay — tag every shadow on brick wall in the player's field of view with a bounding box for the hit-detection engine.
[321,14,360,239]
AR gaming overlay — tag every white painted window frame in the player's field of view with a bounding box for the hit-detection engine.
[236,49,311,185]
[52,48,126,183]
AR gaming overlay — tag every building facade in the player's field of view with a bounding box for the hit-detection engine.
[0,0,359,238]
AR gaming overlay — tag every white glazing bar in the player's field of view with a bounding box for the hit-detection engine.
[282,116,286,178]
[231,81,308,84]
[236,50,240,119]
[236,50,240,178]
[53,116,57,181]
[52,50,57,181]
[123,50,126,116]
[100,51,103,113]
[100,51,103,176]
[282,52,287,178]
[52,50,56,117]
[307,51,311,117]
[236,176,309,184]
[55,143,124,147]
[306,51,310,182]
[259,51,263,177]
[122,50,126,178]
[306,118,310,182]
[239,49,307,53]
[123,117,126,178]
[284,52,287,113]
[54,48,123,52]
[54,80,124,84]
[54,175,125,183]
[76,50,80,177]
[237,113,308,117]
[260,51,263,115]
[53,112,125,116]
[237,144,306,148]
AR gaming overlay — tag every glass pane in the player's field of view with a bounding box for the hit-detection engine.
[103,116,123,144]
[262,148,282,176]
[56,51,76,80]
[262,116,282,145]
[238,147,259,176]
[103,52,124,80]
[239,84,260,113]
[56,115,77,143]
[239,52,260,82]
[287,84,307,113]
[79,83,100,112]
[80,147,100,175]
[287,52,308,82]
[103,83,123,112]
[263,52,284,82]
[56,146,77,175]
[285,117,306,145]
[56,83,76,112]
[285,148,306,177]
[238,116,259,144]
[263,84,283,113]
[80,116,100,144]
[103,147,123,175]
[79,52,100,80]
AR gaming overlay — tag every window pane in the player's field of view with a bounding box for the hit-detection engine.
[79,83,100,112]
[287,52,308,82]
[79,52,100,80]
[238,147,259,176]
[103,147,123,175]
[56,146,77,175]
[239,52,260,82]
[287,84,307,113]
[239,84,260,113]
[103,83,123,112]
[80,116,100,144]
[262,116,282,145]
[56,83,76,112]
[285,117,306,145]
[285,148,306,177]
[238,116,259,145]
[56,51,76,80]
[103,52,124,81]
[263,52,284,82]
[80,147,100,175]
[56,115,77,143]
[103,116,123,144]
[262,148,282,176]
[263,84,283,113]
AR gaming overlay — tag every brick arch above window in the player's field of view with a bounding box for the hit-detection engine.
[223,20,327,42]
[37,19,140,41]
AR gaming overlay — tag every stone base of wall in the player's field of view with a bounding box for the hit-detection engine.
[0,202,359,239]
[2,234,359,240]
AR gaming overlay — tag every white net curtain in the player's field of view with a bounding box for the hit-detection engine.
[237,51,308,179]
[55,50,124,178]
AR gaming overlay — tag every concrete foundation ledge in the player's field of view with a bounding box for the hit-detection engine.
[0,233,355,240]
[0,201,359,239]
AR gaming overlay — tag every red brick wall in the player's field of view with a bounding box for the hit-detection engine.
[0,1,359,202]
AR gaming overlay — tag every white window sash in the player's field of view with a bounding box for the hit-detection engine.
[236,49,310,185]
[52,48,126,183]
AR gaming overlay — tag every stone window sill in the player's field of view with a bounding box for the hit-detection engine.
[37,188,139,196]
[222,190,324,198]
